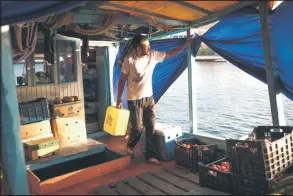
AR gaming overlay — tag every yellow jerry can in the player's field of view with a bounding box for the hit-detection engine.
[104,106,130,136]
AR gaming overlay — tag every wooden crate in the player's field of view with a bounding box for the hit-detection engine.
[20,120,52,141]
[58,130,87,148]
[51,101,85,119]
[51,115,86,138]
[24,137,60,161]
[26,149,131,194]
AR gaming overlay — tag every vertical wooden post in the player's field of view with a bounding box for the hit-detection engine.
[187,29,198,133]
[1,26,29,194]
[103,47,111,108]
[259,2,286,126]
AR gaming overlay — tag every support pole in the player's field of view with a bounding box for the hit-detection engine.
[187,29,198,133]
[1,25,30,194]
[259,2,286,126]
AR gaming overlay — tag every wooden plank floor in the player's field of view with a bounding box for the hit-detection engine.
[93,166,228,195]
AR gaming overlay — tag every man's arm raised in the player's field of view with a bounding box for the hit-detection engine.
[165,35,194,59]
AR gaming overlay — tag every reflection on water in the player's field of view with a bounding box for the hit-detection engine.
[156,61,293,139]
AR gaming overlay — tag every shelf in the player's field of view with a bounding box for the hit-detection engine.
[84,62,96,66]
[86,121,101,134]
[85,107,98,115]
[83,73,97,79]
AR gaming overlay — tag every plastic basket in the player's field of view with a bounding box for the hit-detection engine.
[175,137,217,173]
[199,157,232,193]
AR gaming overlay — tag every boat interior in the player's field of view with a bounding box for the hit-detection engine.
[1,1,293,195]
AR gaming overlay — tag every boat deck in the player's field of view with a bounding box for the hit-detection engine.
[47,135,227,195]
[93,165,228,195]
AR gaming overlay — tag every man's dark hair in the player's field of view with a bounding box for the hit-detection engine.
[132,35,148,50]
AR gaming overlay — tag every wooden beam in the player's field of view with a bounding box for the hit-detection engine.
[259,2,286,126]
[191,1,259,28]
[104,2,182,21]
[172,1,212,15]
[1,25,29,194]
[187,29,198,133]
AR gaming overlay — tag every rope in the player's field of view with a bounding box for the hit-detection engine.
[42,12,75,28]
[146,17,173,32]
[15,21,33,28]
[69,11,120,36]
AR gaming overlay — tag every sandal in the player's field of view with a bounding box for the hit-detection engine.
[126,147,134,159]
[147,157,162,165]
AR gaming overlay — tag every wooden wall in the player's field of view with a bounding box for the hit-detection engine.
[16,34,84,103]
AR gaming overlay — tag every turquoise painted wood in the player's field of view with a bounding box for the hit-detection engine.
[97,47,110,130]
[187,29,198,133]
[104,47,111,109]
[1,25,29,194]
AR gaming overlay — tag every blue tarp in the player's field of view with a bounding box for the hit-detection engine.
[202,7,267,85]
[2,1,293,102]
[202,3,293,101]
[1,1,88,26]
[270,1,293,100]
[112,36,201,108]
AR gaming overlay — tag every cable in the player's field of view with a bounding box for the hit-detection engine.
[69,11,120,36]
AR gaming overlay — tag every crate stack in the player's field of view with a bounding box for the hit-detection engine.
[175,137,218,173]
[227,126,293,195]
[198,126,293,195]
[50,98,87,148]
[19,98,60,161]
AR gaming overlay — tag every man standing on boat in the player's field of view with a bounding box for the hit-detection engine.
[116,34,193,165]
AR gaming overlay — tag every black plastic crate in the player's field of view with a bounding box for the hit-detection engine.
[226,126,293,179]
[199,157,232,193]
[232,175,276,195]
[175,137,217,173]
[231,163,293,195]
[19,98,50,125]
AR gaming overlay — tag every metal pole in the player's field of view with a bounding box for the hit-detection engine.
[187,29,198,133]
[259,2,286,126]
[1,25,30,194]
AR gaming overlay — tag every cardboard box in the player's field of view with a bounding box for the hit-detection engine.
[51,101,84,119]
[20,120,52,141]
[58,130,87,148]
[51,116,86,139]
[24,137,60,160]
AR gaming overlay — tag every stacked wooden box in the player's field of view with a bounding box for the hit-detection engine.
[51,101,87,148]
[19,98,60,161]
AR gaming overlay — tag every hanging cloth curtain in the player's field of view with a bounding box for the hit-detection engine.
[10,22,38,64]
[201,4,293,101]
[269,1,293,100]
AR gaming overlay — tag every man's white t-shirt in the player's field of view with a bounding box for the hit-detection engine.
[121,50,166,100]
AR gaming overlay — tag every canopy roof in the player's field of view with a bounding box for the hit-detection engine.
[99,1,238,22]
[2,1,262,41]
